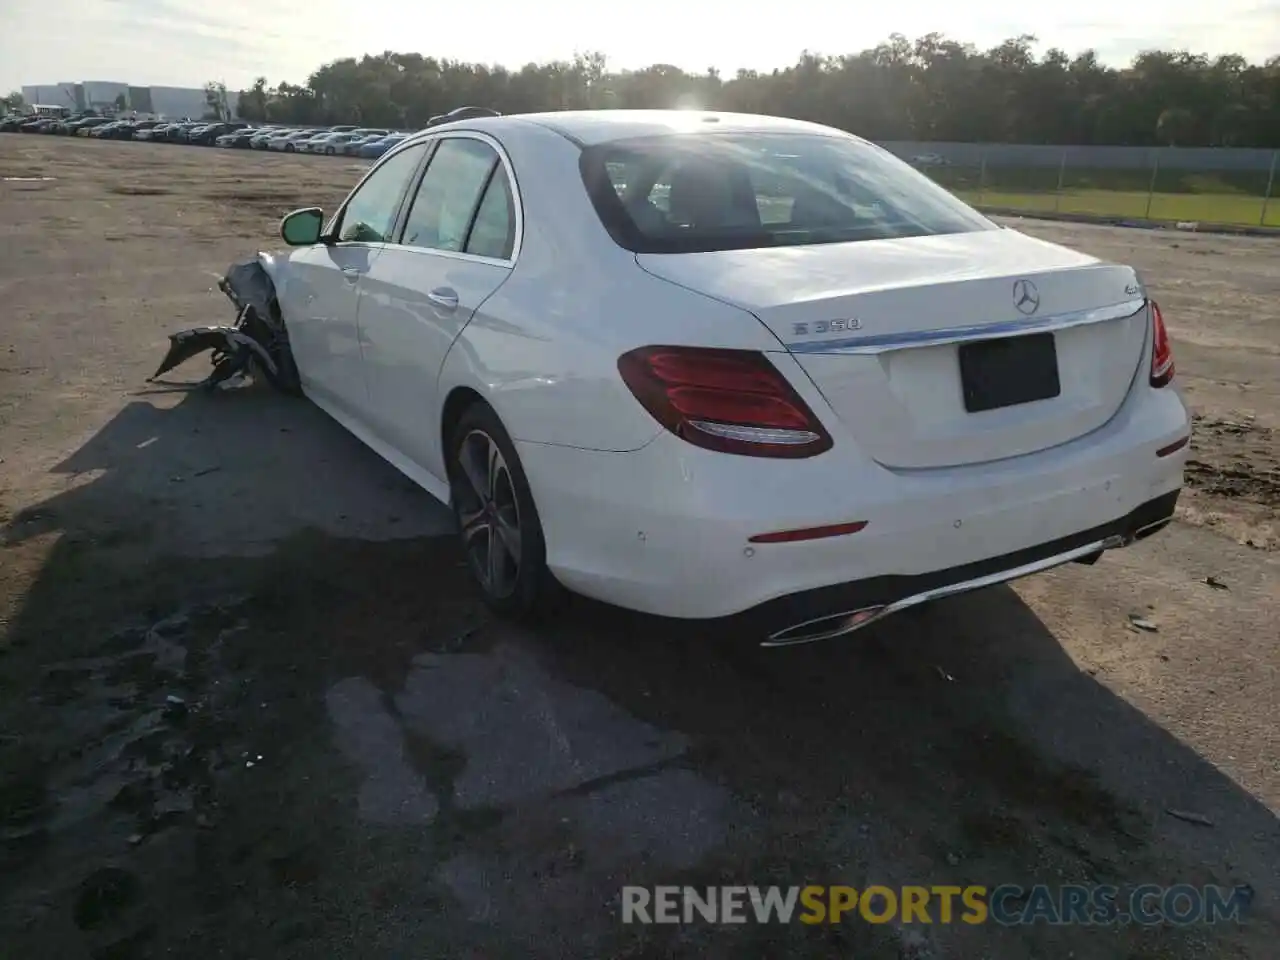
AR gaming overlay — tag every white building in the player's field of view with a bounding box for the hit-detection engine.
[20,83,78,110]
[150,85,241,120]
[20,81,240,120]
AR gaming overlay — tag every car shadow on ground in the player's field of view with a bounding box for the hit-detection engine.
[1,387,1275,959]
[3,384,454,556]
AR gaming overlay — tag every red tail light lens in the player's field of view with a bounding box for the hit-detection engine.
[1149,301,1174,388]
[617,346,833,458]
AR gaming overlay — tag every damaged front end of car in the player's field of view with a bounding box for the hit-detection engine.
[150,255,302,394]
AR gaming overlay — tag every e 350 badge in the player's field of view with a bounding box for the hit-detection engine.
[792,318,862,336]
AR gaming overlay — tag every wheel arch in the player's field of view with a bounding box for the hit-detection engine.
[440,384,488,453]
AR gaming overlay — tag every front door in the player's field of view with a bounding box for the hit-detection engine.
[277,142,430,417]
[282,244,377,414]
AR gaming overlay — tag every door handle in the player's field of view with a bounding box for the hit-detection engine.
[427,288,459,310]
[341,266,361,284]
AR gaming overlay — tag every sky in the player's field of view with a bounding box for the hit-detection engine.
[3,0,1278,93]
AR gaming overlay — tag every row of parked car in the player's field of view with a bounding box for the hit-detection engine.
[213,124,410,158]
[0,113,111,135]
[0,113,411,159]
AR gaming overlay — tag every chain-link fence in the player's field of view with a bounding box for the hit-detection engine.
[882,142,1279,228]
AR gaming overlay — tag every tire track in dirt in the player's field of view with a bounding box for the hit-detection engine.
[1180,413,1278,550]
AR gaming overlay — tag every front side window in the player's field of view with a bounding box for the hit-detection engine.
[334,143,428,244]
[401,138,508,255]
[581,133,996,253]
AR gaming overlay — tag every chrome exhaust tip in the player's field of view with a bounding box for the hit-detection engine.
[759,534,1131,648]
[1133,516,1172,540]
[761,606,887,647]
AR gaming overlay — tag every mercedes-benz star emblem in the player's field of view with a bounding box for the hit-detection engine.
[1012,279,1041,316]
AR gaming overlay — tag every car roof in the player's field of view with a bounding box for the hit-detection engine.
[411,109,860,147]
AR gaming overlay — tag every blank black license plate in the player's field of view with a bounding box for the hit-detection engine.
[958,332,1061,413]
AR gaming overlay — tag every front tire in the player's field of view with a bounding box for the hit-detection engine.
[446,402,562,621]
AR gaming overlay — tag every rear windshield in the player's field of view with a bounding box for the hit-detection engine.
[579,132,995,254]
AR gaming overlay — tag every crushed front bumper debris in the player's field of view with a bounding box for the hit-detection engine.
[150,256,301,394]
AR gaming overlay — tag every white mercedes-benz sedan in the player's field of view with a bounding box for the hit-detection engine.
[266,109,1189,645]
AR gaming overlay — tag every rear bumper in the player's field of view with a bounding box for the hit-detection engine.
[515,362,1189,624]
[743,489,1177,644]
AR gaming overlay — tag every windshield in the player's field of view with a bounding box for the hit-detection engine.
[579,132,996,254]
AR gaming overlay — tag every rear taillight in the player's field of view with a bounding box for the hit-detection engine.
[617,346,833,458]
[1149,301,1174,388]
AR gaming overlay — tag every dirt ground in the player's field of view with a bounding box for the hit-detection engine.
[1,136,1277,960]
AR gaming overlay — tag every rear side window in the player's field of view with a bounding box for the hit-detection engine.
[402,138,495,252]
[465,172,515,260]
[401,137,515,260]
[581,133,995,254]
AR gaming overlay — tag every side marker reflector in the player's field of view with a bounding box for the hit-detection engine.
[749,520,868,544]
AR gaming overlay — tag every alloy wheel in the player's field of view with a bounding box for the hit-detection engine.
[454,429,522,599]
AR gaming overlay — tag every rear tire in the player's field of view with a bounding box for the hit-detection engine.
[446,402,563,622]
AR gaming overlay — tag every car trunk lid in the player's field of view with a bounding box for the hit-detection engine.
[635,229,1149,469]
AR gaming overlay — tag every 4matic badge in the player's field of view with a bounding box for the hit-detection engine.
[792,318,862,336]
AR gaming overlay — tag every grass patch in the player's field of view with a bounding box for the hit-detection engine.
[921,164,1279,226]
[953,188,1279,226]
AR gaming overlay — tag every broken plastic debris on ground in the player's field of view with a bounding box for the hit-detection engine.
[149,256,302,394]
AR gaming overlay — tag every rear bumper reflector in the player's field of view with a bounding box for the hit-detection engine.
[1156,435,1189,458]
[749,520,869,544]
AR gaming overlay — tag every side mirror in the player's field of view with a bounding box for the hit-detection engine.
[280,207,325,246]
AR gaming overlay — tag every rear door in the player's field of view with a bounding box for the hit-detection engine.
[279,142,429,416]
[356,133,519,481]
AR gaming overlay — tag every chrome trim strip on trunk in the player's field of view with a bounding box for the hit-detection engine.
[761,533,1129,647]
[785,298,1147,356]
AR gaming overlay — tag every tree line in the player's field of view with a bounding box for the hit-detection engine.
[7,32,1277,147]
[229,36,1280,149]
